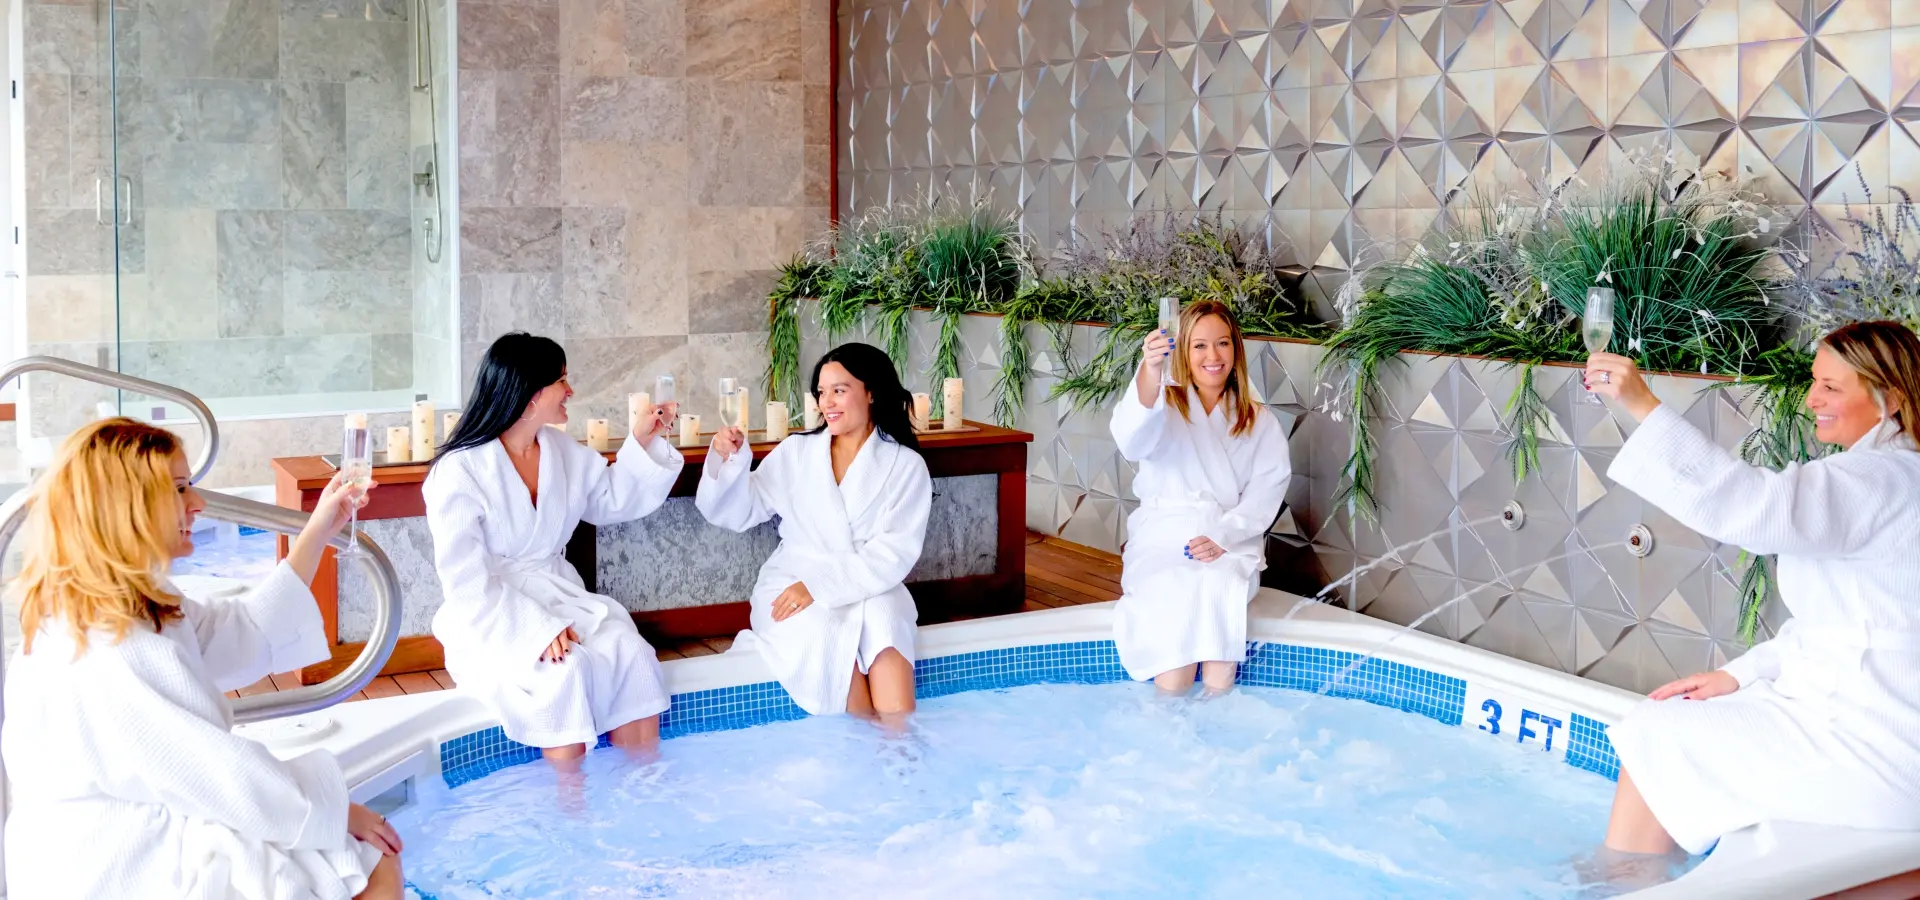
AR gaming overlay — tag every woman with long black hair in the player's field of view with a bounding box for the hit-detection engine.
[695,343,931,721]
[423,333,683,770]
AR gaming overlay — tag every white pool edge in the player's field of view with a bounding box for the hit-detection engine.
[242,589,1920,900]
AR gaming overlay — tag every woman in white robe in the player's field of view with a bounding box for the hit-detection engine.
[4,418,402,899]
[423,333,683,767]
[1584,320,1920,862]
[1111,298,1291,695]
[696,342,931,719]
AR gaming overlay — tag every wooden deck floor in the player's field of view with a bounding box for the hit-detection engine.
[231,532,1122,701]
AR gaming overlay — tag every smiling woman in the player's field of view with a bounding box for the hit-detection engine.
[422,333,687,777]
[697,342,931,725]
[1579,321,1920,877]
[1111,298,1292,697]
[1,418,401,900]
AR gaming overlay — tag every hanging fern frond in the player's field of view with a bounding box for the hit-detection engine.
[1502,362,1550,483]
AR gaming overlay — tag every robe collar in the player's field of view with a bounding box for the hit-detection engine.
[1181,386,1245,506]
[1848,416,1917,454]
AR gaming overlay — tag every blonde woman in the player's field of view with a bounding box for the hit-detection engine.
[1584,320,1920,865]
[2,419,403,899]
[1111,298,1292,695]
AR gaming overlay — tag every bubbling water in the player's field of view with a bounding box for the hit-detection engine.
[392,683,1616,899]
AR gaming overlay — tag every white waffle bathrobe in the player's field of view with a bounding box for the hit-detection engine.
[1606,406,1920,854]
[695,429,930,715]
[2,563,384,900]
[1110,382,1291,681]
[424,429,682,747]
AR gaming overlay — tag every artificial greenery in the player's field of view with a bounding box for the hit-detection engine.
[1321,166,1781,521]
[764,256,825,422]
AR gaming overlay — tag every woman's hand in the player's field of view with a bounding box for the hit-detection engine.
[1135,329,1173,405]
[1648,670,1739,701]
[284,471,374,585]
[711,425,746,462]
[347,803,403,856]
[309,471,374,541]
[772,581,815,622]
[634,400,678,444]
[541,626,580,663]
[1185,536,1224,563]
[1583,352,1661,421]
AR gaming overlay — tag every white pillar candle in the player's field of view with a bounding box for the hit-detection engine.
[412,400,435,460]
[386,426,413,463]
[942,378,964,430]
[442,411,460,439]
[803,393,822,429]
[678,413,701,448]
[734,383,751,430]
[627,392,650,437]
[912,392,931,431]
[765,401,789,440]
[586,418,610,452]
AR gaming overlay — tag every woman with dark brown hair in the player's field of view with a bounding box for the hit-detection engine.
[1110,299,1292,696]
[1584,320,1920,868]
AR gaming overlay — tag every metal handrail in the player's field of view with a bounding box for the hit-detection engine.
[208,492,405,723]
[0,355,220,484]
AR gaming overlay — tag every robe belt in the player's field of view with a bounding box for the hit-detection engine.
[1139,497,1227,512]
[496,553,567,576]
[1797,624,1920,652]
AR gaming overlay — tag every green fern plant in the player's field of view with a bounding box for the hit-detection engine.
[763,256,824,418]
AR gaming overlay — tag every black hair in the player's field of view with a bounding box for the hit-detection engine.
[436,332,567,462]
[805,342,920,453]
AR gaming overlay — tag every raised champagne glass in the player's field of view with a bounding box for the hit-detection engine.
[1583,287,1616,407]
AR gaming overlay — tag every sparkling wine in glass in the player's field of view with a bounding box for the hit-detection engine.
[339,414,373,559]
[1583,287,1616,406]
[654,374,675,429]
[716,377,738,438]
[1157,297,1180,388]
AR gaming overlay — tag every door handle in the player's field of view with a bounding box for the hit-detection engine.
[117,176,132,226]
[94,176,105,225]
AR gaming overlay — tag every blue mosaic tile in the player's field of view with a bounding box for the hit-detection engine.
[1566,713,1621,782]
[432,639,1612,789]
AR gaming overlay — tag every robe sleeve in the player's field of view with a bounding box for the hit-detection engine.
[184,562,332,693]
[76,642,352,852]
[695,440,781,532]
[1111,369,1171,462]
[797,451,933,609]
[580,434,684,527]
[423,463,572,665]
[1608,404,1891,556]
[1719,618,1803,687]
[1210,413,1293,548]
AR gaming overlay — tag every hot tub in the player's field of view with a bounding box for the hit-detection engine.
[239,592,1920,899]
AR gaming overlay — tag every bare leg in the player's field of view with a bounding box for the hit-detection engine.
[608,715,661,762]
[1604,768,1679,855]
[353,852,404,900]
[543,743,588,813]
[1199,661,1237,695]
[1153,664,1198,696]
[845,665,876,718]
[867,648,916,734]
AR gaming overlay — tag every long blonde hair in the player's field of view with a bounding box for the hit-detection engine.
[1164,298,1260,437]
[1822,320,1920,441]
[16,418,186,655]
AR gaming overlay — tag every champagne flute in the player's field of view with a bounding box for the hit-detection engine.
[1157,297,1180,388]
[654,374,676,430]
[717,377,738,440]
[339,413,372,559]
[1583,287,1615,406]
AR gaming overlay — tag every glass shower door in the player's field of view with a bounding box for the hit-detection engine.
[13,0,128,466]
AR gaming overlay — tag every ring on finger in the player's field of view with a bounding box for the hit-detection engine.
[1599,371,1611,384]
